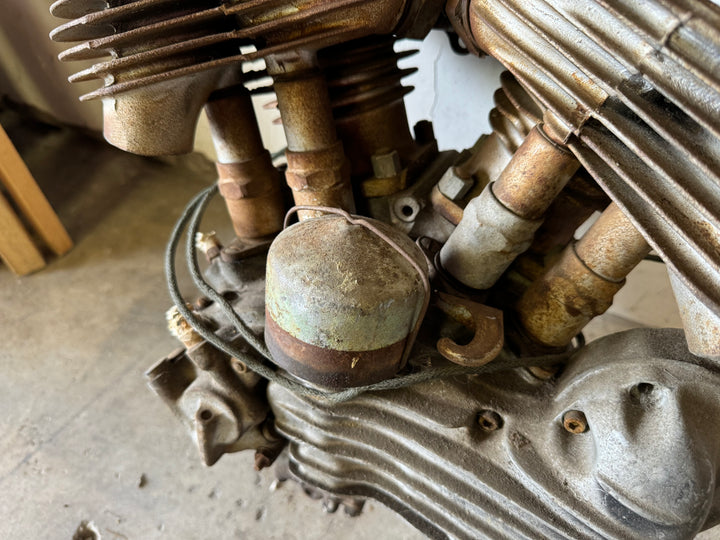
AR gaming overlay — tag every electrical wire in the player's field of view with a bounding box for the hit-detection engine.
[165,185,577,403]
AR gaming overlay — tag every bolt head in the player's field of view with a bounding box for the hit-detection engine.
[438,167,473,201]
[371,150,402,179]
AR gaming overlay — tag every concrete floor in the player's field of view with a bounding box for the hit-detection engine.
[0,102,425,539]
[0,100,716,539]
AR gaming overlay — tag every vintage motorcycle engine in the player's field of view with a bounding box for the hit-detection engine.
[50,0,720,538]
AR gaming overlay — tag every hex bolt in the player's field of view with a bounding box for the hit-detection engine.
[562,410,588,434]
[371,149,402,179]
[477,410,503,432]
[438,166,474,201]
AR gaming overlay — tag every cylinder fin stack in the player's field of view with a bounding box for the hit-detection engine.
[49,0,410,155]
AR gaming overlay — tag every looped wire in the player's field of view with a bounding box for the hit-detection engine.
[165,186,576,404]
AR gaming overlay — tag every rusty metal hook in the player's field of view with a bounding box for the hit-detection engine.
[435,292,504,367]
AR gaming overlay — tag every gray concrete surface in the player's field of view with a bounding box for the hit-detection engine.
[0,102,424,540]
[0,100,717,540]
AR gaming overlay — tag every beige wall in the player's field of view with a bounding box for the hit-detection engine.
[0,0,101,131]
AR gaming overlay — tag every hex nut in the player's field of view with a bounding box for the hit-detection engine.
[477,410,503,432]
[371,149,402,179]
[438,167,474,201]
[562,410,588,433]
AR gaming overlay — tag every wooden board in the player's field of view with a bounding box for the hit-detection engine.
[0,190,45,275]
[0,124,72,256]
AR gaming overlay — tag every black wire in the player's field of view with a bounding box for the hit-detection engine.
[165,186,578,403]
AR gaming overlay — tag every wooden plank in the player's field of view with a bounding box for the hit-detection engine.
[0,124,73,256]
[0,190,45,275]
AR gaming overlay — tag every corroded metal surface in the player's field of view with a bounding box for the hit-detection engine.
[670,271,720,362]
[49,0,433,155]
[320,37,419,184]
[439,123,581,290]
[269,57,355,218]
[435,292,504,367]
[146,335,284,467]
[518,203,651,348]
[492,125,580,220]
[450,0,720,318]
[271,328,720,539]
[48,0,720,537]
[574,202,651,281]
[439,183,543,290]
[265,214,427,388]
[265,314,407,390]
[206,85,285,239]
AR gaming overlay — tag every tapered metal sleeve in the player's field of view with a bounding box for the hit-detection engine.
[440,184,543,289]
[205,86,285,239]
[518,203,651,347]
[574,202,651,281]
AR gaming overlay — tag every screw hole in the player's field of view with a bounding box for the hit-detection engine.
[630,382,659,406]
[222,291,239,303]
[401,205,414,217]
[199,409,213,421]
[232,358,248,373]
[477,410,503,432]
[562,410,588,434]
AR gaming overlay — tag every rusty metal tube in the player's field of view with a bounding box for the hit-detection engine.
[517,202,651,348]
[206,86,266,162]
[574,202,651,281]
[273,74,337,152]
[439,124,579,289]
[205,86,285,239]
[492,125,581,220]
[268,56,355,219]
